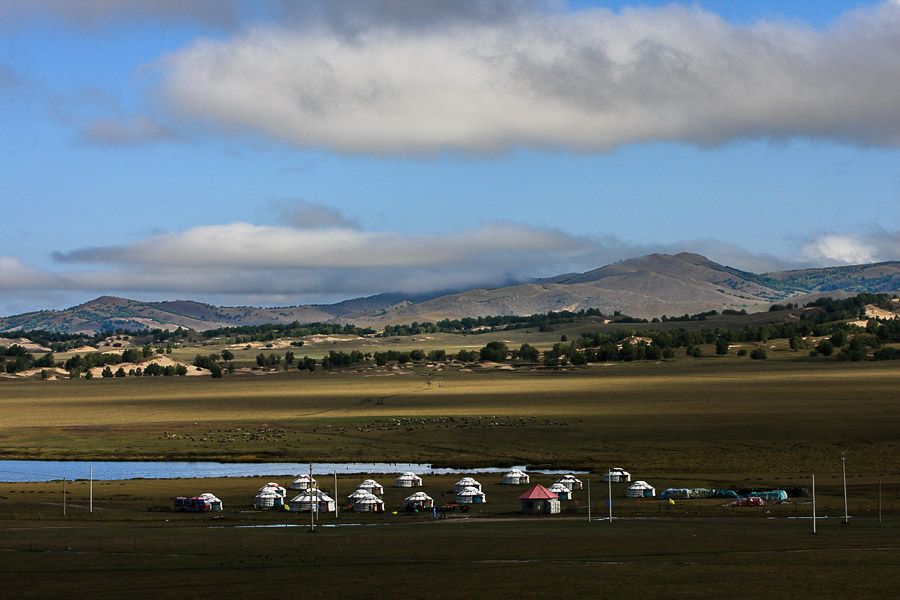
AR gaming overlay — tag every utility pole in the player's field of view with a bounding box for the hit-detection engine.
[812,474,816,534]
[841,453,849,525]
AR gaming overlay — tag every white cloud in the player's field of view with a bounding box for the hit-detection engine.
[0,256,69,290]
[53,222,595,268]
[157,1,900,154]
[800,230,900,265]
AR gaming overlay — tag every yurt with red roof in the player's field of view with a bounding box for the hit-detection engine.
[519,484,560,514]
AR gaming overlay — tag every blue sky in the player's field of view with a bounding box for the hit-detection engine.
[1,0,899,316]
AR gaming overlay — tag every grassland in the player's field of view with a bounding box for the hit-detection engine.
[3,337,900,597]
[1,473,899,599]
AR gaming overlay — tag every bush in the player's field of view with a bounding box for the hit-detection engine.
[750,348,767,360]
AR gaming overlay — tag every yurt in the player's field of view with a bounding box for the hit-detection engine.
[519,484,560,514]
[346,488,373,503]
[456,486,486,504]
[403,492,434,511]
[453,477,482,493]
[501,469,530,485]
[395,472,423,488]
[290,474,317,490]
[603,467,631,483]
[289,490,336,513]
[198,492,224,510]
[625,481,656,498]
[548,482,573,500]
[349,490,384,512]
[356,479,384,495]
[254,483,287,509]
[555,474,583,491]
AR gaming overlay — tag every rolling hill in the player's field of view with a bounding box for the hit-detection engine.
[2,253,899,333]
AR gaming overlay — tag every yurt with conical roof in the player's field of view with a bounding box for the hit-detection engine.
[456,486,486,504]
[555,474,583,491]
[548,482,573,500]
[502,469,530,485]
[356,479,384,495]
[519,484,560,514]
[453,477,482,493]
[254,482,287,509]
[625,481,656,498]
[289,489,336,513]
[395,472,423,487]
[346,488,373,503]
[349,490,384,512]
[290,474,317,490]
[403,491,434,511]
[603,467,631,483]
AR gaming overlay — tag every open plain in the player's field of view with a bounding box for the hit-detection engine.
[2,351,900,597]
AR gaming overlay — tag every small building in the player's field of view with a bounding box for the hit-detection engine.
[625,481,656,498]
[501,469,530,485]
[403,491,434,511]
[289,490,336,513]
[548,482,573,500]
[198,492,223,510]
[456,486,486,504]
[254,483,287,509]
[453,477,482,493]
[603,467,631,483]
[519,484,560,514]
[395,472,423,488]
[356,479,384,495]
[290,474,317,490]
[555,474,583,491]
[349,491,384,512]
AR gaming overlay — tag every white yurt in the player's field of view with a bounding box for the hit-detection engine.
[548,482,573,500]
[625,481,656,498]
[501,469,530,485]
[349,490,384,512]
[346,488,373,503]
[356,479,384,495]
[456,486,486,504]
[453,477,482,493]
[198,492,223,511]
[289,490,336,512]
[395,472,423,487]
[555,474,583,491]
[290,474,317,490]
[254,482,287,509]
[603,467,632,483]
[403,492,434,511]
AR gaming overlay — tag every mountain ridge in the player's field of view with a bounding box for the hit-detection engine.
[3,253,900,333]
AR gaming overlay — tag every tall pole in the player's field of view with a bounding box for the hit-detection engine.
[607,469,612,524]
[812,474,816,534]
[587,478,591,522]
[89,464,93,514]
[63,477,67,516]
[841,453,848,524]
[335,471,339,520]
[309,465,315,532]
[878,479,882,524]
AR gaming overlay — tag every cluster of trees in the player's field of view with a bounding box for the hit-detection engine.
[0,345,55,373]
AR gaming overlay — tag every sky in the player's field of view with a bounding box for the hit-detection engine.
[1,0,899,317]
